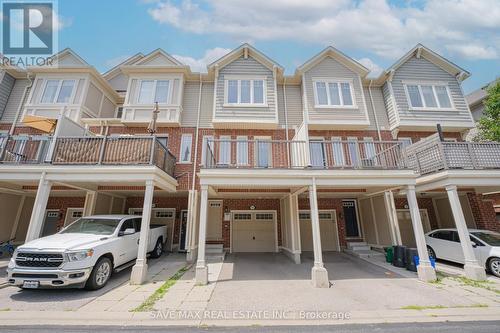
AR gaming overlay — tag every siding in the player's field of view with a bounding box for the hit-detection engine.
[304,57,369,124]
[391,56,472,125]
[364,86,390,130]
[199,82,214,128]
[1,79,29,124]
[215,56,277,122]
[382,82,397,129]
[277,84,303,128]
[180,81,200,127]
[0,73,15,119]
[107,73,129,91]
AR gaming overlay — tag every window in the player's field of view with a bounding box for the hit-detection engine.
[156,136,168,148]
[137,80,171,104]
[233,213,251,220]
[314,80,355,107]
[72,211,83,218]
[236,136,248,166]
[431,230,454,241]
[225,78,266,106]
[155,210,173,218]
[116,106,123,119]
[201,135,214,166]
[120,219,136,233]
[255,213,274,220]
[299,212,311,220]
[310,139,326,168]
[398,137,413,149]
[41,79,75,104]
[405,83,453,109]
[255,138,271,168]
[347,137,359,166]
[318,212,333,220]
[363,138,377,166]
[179,134,192,163]
[218,136,231,165]
[332,137,345,166]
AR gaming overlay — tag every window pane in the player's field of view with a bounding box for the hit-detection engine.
[180,135,192,162]
[435,86,451,108]
[341,83,353,105]
[240,80,251,103]
[228,80,238,103]
[253,80,264,104]
[256,140,270,167]
[218,136,231,165]
[155,80,170,104]
[310,141,326,167]
[407,85,423,108]
[421,85,437,107]
[237,137,248,165]
[332,140,345,166]
[41,80,59,103]
[328,83,341,105]
[138,80,154,104]
[56,80,75,103]
[316,82,328,105]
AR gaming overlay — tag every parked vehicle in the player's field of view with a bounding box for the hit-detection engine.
[7,215,167,290]
[425,228,500,277]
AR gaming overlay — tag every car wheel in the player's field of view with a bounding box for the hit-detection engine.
[488,257,500,278]
[85,257,112,290]
[150,238,163,259]
[427,246,436,259]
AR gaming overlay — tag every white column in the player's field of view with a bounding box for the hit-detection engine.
[10,195,26,240]
[83,191,97,216]
[309,179,329,288]
[406,185,436,282]
[130,180,154,285]
[186,190,199,263]
[195,185,209,285]
[384,191,402,245]
[446,185,486,280]
[288,194,301,264]
[25,173,52,242]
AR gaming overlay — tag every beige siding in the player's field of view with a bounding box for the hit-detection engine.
[107,73,129,92]
[277,84,303,128]
[0,73,15,119]
[180,81,200,127]
[382,82,398,129]
[1,79,29,124]
[199,82,214,128]
[364,86,390,131]
[84,82,103,115]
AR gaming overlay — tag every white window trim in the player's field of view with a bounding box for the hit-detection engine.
[223,76,268,107]
[236,135,249,166]
[402,81,455,111]
[309,137,327,167]
[40,79,77,104]
[179,134,193,164]
[136,79,174,106]
[312,78,357,109]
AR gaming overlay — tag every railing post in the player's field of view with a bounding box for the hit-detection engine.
[467,142,478,169]
[98,136,107,165]
[437,141,448,170]
[149,137,156,165]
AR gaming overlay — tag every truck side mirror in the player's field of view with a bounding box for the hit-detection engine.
[119,228,135,236]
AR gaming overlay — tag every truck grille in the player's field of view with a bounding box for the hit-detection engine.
[16,252,64,268]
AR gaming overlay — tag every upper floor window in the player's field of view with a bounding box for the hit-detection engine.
[224,77,266,106]
[179,134,192,163]
[313,79,355,108]
[40,79,75,104]
[137,79,171,105]
[404,83,453,110]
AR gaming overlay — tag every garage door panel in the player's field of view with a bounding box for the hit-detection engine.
[232,212,276,253]
[299,210,339,252]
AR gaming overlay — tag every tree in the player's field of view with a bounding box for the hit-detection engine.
[477,80,500,142]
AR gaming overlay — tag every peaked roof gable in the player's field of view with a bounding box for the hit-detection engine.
[297,46,370,77]
[102,53,144,79]
[47,48,89,67]
[208,43,284,72]
[132,49,184,67]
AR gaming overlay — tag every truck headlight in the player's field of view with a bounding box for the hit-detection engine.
[67,249,94,262]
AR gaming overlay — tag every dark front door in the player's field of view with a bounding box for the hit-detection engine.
[343,201,360,238]
[179,210,188,252]
[41,211,60,237]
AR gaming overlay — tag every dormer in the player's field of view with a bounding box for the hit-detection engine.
[120,49,189,126]
[379,44,475,135]
[297,46,371,130]
[209,44,284,129]
[23,48,120,124]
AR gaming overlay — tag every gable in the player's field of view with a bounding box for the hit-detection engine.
[136,53,180,66]
[220,55,272,75]
[305,56,358,78]
[394,55,455,81]
[52,50,88,67]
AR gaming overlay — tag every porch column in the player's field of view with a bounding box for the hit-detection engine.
[289,193,301,264]
[130,180,154,285]
[186,189,198,263]
[83,191,97,216]
[406,185,436,282]
[446,185,486,280]
[384,191,402,245]
[25,173,52,242]
[309,179,329,288]
[195,185,209,285]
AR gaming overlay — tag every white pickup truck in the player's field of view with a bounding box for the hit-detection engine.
[7,215,167,290]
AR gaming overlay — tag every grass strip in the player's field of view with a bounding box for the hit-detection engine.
[401,304,488,310]
[452,276,500,294]
[132,265,190,312]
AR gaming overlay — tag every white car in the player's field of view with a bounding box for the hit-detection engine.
[7,215,167,290]
[425,228,500,277]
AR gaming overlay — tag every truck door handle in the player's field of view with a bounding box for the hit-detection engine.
[252,236,255,240]
[137,239,140,244]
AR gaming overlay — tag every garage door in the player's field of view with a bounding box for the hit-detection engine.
[232,211,277,252]
[397,209,431,248]
[299,210,339,251]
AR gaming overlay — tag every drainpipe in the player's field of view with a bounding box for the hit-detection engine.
[368,80,382,141]
[283,77,290,165]
[9,72,33,135]
[191,74,203,191]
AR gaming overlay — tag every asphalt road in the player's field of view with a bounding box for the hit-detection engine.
[1,322,500,333]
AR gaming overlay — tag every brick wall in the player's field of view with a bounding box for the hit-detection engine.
[393,197,439,230]
[467,193,499,232]
[46,196,86,231]
[397,131,463,143]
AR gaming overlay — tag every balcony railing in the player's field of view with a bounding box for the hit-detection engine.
[0,135,176,177]
[202,139,407,170]
[405,136,500,175]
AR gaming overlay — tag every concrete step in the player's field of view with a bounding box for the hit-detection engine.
[345,249,385,259]
[206,247,224,254]
[206,251,226,262]
[347,242,371,251]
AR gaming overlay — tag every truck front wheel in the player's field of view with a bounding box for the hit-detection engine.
[85,257,112,290]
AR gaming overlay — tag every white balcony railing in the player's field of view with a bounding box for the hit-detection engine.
[121,105,182,124]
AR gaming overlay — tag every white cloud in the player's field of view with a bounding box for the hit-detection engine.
[53,13,72,31]
[357,58,383,78]
[146,0,500,61]
[173,47,232,72]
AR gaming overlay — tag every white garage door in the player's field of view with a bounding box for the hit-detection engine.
[299,210,339,251]
[232,211,277,253]
[397,209,431,248]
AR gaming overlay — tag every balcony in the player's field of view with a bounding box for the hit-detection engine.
[201,139,407,170]
[405,135,500,175]
[121,105,182,126]
[0,135,176,177]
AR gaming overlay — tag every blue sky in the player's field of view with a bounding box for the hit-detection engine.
[55,0,500,93]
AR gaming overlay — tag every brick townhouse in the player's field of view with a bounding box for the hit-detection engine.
[0,43,499,287]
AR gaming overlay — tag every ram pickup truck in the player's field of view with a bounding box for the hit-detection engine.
[7,215,167,290]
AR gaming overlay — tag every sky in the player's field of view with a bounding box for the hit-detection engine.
[51,0,500,93]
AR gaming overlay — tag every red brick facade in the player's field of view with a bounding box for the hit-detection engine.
[467,193,499,232]
[46,196,86,232]
[393,197,440,230]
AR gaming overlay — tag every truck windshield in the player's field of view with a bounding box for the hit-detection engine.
[61,218,122,235]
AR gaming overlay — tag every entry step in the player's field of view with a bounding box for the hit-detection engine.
[346,242,371,251]
[206,244,224,254]
[344,249,385,259]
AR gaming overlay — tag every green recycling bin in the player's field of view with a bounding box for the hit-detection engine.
[385,247,393,263]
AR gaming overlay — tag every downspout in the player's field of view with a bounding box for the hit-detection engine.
[191,74,203,191]
[368,79,382,141]
[9,72,33,135]
[283,77,290,164]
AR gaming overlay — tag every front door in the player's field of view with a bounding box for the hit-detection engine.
[207,201,222,240]
[343,200,360,238]
[179,210,188,252]
[41,210,60,237]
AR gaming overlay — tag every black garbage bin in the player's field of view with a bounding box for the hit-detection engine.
[392,245,406,268]
[405,248,418,272]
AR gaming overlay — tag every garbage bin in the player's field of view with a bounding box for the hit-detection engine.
[385,247,394,263]
[405,248,418,272]
[414,255,436,269]
[392,245,406,268]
